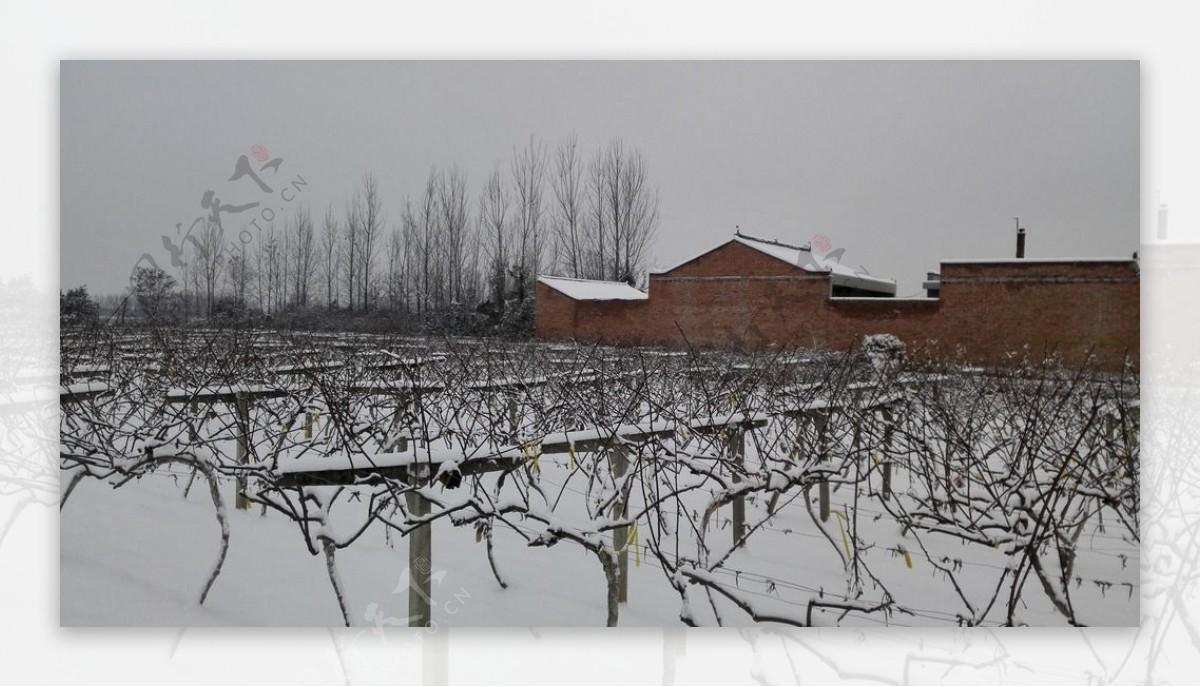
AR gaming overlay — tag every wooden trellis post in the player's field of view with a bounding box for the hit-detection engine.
[790,413,804,459]
[507,395,519,437]
[189,401,199,441]
[731,427,746,543]
[164,385,295,511]
[275,413,769,626]
[235,391,251,510]
[1121,409,1138,457]
[880,407,895,500]
[406,472,433,628]
[815,411,830,522]
[383,392,411,452]
[612,443,630,604]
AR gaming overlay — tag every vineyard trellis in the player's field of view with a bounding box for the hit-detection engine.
[59,327,1139,627]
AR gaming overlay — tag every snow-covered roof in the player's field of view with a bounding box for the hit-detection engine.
[537,276,648,301]
[733,235,897,295]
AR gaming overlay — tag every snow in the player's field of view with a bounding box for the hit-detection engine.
[164,382,296,399]
[732,236,898,295]
[61,459,1139,627]
[537,276,648,301]
[268,361,345,374]
[67,363,110,375]
[275,445,524,475]
[60,382,109,398]
[60,474,684,627]
[277,410,767,476]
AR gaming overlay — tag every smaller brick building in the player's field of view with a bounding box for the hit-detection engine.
[536,233,1139,370]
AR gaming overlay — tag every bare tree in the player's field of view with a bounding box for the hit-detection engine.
[511,136,547,299]
[418,169,439,314]
[225,236,252,308]
[174,218,203,320]
[129,265,177,323]
[585,148,608,281]
[258,222,283,314]
[342,194,362,311]
[550,134,586,278]
[253,224,267,313]
[614,144,659,285]
[321,204,340,308]
[400,198,419,313]
[290,206,316,308]
[479,165,511,312]
[280,226,291,310]
[193,217,225,316]
[438,166,471,306]
[463,226,484,307]
[591,139,659,284]
[358,173,383,312]
[385,225,405,310]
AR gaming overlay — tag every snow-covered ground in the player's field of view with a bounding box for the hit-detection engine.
[61,453,1138,627]
[59,332,1139,627]
[61,470,685,627]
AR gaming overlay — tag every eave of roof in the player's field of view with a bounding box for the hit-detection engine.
[537,276,648,301]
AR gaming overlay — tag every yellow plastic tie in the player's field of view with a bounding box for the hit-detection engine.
[523,441,541,475]
[628,521,641,567]
[833,509,852,560]
[568,443,577,470]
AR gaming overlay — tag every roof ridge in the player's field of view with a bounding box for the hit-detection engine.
[538,275,633,285]
[734,230,812,253]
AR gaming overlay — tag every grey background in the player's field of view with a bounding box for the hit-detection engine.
[60,60,1138,297]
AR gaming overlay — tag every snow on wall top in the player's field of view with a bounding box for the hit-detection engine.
[537,276,648,301]
[939,257,1137,264]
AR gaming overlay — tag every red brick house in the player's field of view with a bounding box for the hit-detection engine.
[535,232,1139,369]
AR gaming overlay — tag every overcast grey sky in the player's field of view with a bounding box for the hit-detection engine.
[61,60,1138,297]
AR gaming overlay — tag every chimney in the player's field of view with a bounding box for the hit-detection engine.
[1016,226,1026,258]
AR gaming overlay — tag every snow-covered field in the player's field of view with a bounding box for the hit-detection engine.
[59,330,1140,627]
[61,462,1138,627]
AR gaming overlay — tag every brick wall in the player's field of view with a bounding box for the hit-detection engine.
[935,260,1139,367]
[663,239,810,277]
[536,243,1141,370]
[534,282,578,340]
